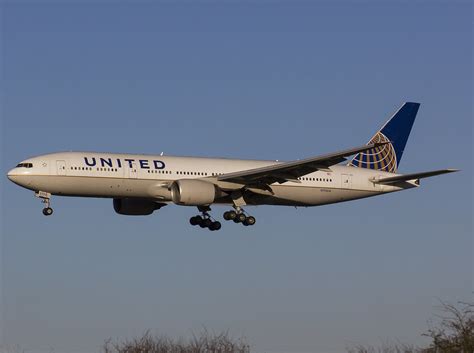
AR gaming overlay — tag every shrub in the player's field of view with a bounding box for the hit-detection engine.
[102,330,250,353]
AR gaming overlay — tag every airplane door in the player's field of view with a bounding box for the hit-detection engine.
[341,174,352,189]
[128,161,138,179]
[56,160,66,175]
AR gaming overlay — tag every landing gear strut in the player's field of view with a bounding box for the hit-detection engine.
[36,191,53,216]
[223,207,256,227]
[189,206,221,231]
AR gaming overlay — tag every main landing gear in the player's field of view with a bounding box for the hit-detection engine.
[223,207,256,226]
[36,191,53,216]
[189,206,222,231]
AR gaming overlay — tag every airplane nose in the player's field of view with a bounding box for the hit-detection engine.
[7,169,17,182]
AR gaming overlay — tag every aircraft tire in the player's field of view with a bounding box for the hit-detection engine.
[210,221,221,231]
[202,218,213,228]
[246,216,256,226]
[224,211,237,221]
[42,207,53,216]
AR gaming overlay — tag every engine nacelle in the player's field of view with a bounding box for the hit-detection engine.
[113,198,164,216]
[171,179,219,206]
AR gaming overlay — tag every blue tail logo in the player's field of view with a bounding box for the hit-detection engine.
[349,102,420,173]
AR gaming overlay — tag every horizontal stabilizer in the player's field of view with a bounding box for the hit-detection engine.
[371,169,459,185]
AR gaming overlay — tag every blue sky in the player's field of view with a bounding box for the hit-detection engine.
[1,1,472,353]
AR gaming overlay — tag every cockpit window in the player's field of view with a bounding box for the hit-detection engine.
[16,163,33,168]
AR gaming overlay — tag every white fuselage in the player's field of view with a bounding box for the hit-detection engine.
[7,152,416,207]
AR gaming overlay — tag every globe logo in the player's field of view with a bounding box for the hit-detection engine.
[349,132,398,173]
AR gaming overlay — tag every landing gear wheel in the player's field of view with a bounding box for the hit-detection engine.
[202,218,213,228]
[224,210,237,221]
[236,213,246,223]
[190,216,202,226]
[244,216,256,226]
[42,207,53,216]
[209,221,221,231]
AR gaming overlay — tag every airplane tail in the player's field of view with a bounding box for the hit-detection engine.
[348,102,420,173]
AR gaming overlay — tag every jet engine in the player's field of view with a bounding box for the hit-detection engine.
[113,198,165,216]
[170,179,220,206]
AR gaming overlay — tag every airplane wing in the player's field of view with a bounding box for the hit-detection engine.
[217,143,388,186]
[371,169,459,185]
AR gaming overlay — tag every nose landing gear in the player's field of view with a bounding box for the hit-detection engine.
[189,206,221,231]
[36,191,53,216]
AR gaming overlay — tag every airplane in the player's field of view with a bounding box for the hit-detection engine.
[7,102,458,231]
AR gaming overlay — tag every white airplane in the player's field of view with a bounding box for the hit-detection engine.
[7,102,457,231]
